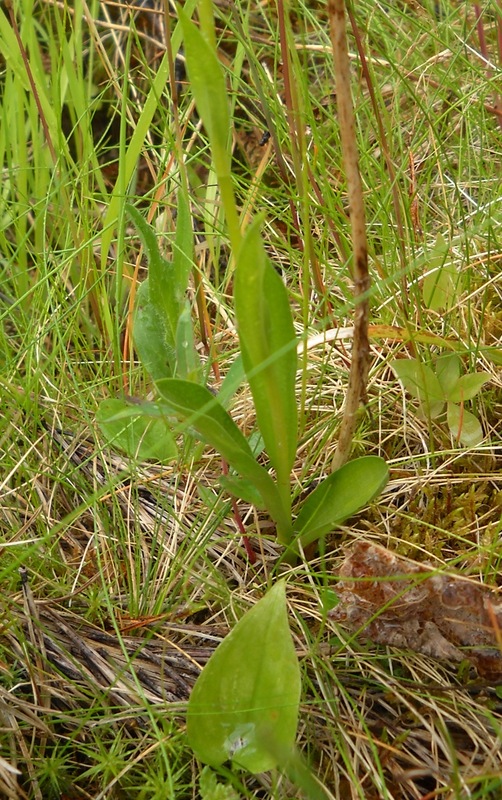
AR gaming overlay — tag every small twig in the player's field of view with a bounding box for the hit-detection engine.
[328,0,370,470]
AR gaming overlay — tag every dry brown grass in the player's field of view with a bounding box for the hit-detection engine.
[1,0,501,797]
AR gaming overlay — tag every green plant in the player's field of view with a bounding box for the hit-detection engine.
[98,4,388,558]
[199,767,239,800]
[2,0,501,796]
[391,353,490,446]
[94,5,387,786]
[421,233,463,313]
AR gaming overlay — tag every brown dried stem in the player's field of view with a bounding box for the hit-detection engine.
[328,0,370,470]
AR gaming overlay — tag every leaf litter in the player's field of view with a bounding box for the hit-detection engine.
[331,541,502,680]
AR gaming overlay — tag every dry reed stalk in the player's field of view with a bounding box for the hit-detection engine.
[328,0,370,470]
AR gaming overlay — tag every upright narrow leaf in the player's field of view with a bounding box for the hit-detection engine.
[175,303,201,382]
[129,201,199,382]
[178,8,231,180]
[216,355,245,408]
[436,353,461,397]
[234,219,298,492]
[127,205,181,347]
[172,189,194,298]
[423,233,461,311]
[100,52,171,268]
[187,580,301,773]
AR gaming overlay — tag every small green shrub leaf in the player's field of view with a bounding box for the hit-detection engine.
[294,456,389,547]
[97,398,177,461]
[446,372,490,403]
[391,358,445,417]
[133,280,175,381]
[234,219,297,491]
[436,354,461,397]
[447,403,484,446]
[199,767,239,800]
[187,580,301,773]
[422,234,461,311]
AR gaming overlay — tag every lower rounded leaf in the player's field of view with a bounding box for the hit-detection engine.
[186,580,300,773]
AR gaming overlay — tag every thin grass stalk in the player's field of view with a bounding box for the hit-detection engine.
[473,2,502,130]
[346,7,410,310]
[328,0,370,470]
[276,0,331,312]
[6,0,101,326]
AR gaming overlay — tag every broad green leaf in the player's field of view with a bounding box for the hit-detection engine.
[446,372,490,403]
[219,476,265,508]
[391,358,445,417]
[155,379,285,523]
[447,403,484,446]
[133,280,175,380]
[436,354,461,397]
[422,234,461,311]
[97,399,177,461]
[156,379,252,455]
[175,303,201,382]
[178,8,231,180]
[234,219,297,491]
[294,457,389,548]
[187,580,301,773]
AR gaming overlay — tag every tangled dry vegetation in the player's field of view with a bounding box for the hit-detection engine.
[1,0,501,798]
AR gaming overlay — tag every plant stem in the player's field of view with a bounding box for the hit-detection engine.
[328,0,370,471]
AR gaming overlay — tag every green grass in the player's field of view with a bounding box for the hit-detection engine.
[1,0,501,797]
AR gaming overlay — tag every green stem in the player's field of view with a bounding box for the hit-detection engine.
[254,475,293,547]
[218,172,243,254]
